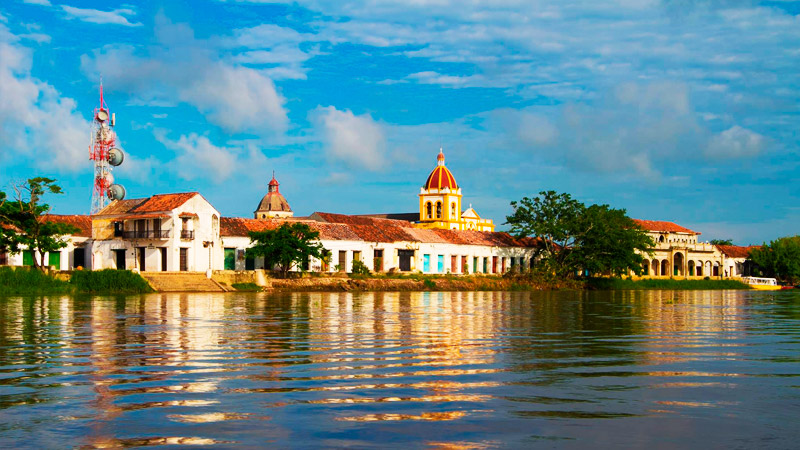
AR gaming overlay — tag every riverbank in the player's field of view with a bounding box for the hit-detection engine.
[0,267,153,295]
[268,274,749,292]
[0,267,751,295]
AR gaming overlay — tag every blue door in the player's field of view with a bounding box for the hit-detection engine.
[437,255,444,273]
[423,254,430,272]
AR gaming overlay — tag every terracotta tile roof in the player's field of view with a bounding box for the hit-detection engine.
[130,192,198,213]
[43,214,92,237]
[311,212,414,227]
[633,219,699,235]
[221,212,543,248]
[717,244,760,258]
[219,217,363,241]
[178,212,199,218]
[94,198,146,216]
[358,213,419,222]
[117,214,170,220]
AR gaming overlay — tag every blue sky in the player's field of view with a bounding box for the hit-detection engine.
[1,0,798,244]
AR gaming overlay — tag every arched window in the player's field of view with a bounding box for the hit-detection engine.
[451,203,456,218]
[426,202,432,219]
[436,201,442,219]
[659,235,665,243]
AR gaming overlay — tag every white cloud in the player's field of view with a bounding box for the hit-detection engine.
[179,64,288,133]
[22,0,51,6]
[0,23,89,172]
[706,125,765,159]
[61,6,141,27]
[154,132,276,184]
[80,14,288,135]
[313,106,387,171]
[159,133,239,182]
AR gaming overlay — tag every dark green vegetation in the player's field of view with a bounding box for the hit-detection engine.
[0,266,73,295]
[232,282,262,291]
[506,191,654,278]
[350,259,371,275]
[586,277,750,290]
[248,223,325,278]
[710,239,734,245]
[0,178,80,270]
[70,269,154,294]
[749,236,800,284]
[0,267,153,295]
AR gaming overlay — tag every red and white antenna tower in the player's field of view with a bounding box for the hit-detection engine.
[89,82,126,214]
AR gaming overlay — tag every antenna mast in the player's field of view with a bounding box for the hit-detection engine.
[89,82,126,214]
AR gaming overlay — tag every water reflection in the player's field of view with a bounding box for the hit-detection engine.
[0,290,799,448]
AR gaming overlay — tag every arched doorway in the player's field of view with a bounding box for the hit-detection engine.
[673,252,684,277]
[688,260,695,276]
[713,262,720,277]
[661,260,668,277]
[641,259,649,276]
[652,260,659,276]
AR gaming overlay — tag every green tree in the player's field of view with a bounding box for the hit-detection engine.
[749,236,800,284]
[710,239,734,246]
[0,191,23,256]
[572,204,654,276]
[247,223,325,278]
[506,191,653,278]
[507,191,584,277]
[0,178,79,270]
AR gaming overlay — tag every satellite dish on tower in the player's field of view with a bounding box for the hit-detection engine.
[107,184,126,201]
[96,109,109,122]
[108,147,124,166]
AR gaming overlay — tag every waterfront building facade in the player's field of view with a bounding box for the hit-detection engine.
[634,219,725,278]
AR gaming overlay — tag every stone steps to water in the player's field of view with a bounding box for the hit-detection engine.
[141,272,227,292]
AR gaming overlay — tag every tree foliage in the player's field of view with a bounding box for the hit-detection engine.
[748,236,800,284]
[0,178,79,270]
[247,223,325,278]
[507,190,653,278]
[710,239,734,246]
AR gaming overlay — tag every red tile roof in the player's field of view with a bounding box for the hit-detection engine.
[717,244,760,258]
[43,214,92,237]
[633,219,699,235]
[131,193,199,213]
[94,198,146,216]
[219,217,363,241]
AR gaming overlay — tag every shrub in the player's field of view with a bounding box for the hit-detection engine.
[423,279,436,290]
[232,282,262,291]
[0,266,73,295]
[351,259,371,275]
[70,269,154,294]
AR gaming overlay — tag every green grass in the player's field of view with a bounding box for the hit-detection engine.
[0,266,73,295]
[231,282,262,291]
[70,269,154,294]
[586,277,750,290]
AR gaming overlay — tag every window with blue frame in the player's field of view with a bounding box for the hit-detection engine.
[423,254,430,272]
[437,255,444,273]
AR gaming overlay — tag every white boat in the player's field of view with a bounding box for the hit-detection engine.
[741,276,781,291]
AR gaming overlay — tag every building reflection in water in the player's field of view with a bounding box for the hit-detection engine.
[0,289,765,447]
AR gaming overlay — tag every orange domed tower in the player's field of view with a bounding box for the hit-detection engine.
[254,173,293,219]
[417,148,494,231]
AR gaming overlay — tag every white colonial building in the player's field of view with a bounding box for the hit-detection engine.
[90,192,222,272]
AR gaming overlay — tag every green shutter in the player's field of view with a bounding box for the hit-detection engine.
[48,252,61,269]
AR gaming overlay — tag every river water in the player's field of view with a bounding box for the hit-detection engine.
[1,290,799,448]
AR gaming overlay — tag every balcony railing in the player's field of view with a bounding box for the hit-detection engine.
[122,230,170,239]
[180,230,194,240]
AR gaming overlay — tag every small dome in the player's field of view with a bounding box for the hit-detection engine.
[255,173,293,217]
[424,149,458,190]
[256,192,292,213]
